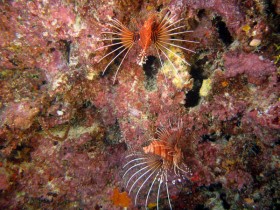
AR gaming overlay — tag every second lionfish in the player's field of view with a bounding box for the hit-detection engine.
[122,121,193,209]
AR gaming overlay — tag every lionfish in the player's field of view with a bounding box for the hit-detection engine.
[122,121,193,209]
[95,10,198,83]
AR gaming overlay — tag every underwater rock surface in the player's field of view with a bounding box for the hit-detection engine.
[0,0,279,209]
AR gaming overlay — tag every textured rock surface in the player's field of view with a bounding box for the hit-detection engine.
[0,0,279,209]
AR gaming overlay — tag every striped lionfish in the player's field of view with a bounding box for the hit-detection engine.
[122,121,193,209]
[95,10,198,83]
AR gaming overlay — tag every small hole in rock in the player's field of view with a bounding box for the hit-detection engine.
[156,4,163,12]
[220,193,231,209]
[142,55,159,91]
[185,66,204,108]
[213,16,233,46]
[197,9,206,19]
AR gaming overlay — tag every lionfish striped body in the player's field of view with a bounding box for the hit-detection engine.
[122,122,192,209]
[95,11,198,83]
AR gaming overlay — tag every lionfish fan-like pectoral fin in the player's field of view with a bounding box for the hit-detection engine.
[159,40,196,54]
[167,30,194,36]
[109,19,132,34]
[96,18,135,81]
[164,172,173,210]
[100,39,134,77]
[123,160,150,180]
[95,41,123,52]
[155,46,168,83]
[134,161,162,205]
[97,44,125,63]
[164,14,177,26]
[145,170,161,210]
[164,25,185,33]
[101,47,128,76]
[125,156,161,186]
[157,11,173,30]
[123,157,148,169]
[157,172,164,210]
[100,31,124,36]
[108,23,123,32]
[110,19,134,39]
[126,164,151,189]
[97,37,123,41]
[157,42,191,66]
[128,160,160,195]
[155,44,182,81]
[112,45,133,84]
[164,18,184,31]
[125,152,143,159]
[111,18,130,31]
[169,38,200,44]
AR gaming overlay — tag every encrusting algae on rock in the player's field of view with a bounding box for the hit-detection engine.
[111,187,132,208]
[161,46,194,90]
[0,0,279,209]
[199,78,212,97]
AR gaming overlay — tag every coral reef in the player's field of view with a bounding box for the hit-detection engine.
[0,0,279,209]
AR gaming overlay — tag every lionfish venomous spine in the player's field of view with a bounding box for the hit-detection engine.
[122,121,192,209]
[95,10,198,83]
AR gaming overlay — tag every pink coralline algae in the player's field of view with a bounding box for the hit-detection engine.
[170,0,244,35]
[0,169,10,191]
[0,0,280,209]
[0,101,40,130]
[225,169,253,190]
[224,51,277,85]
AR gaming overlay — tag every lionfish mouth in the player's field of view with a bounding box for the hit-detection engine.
[95,10,198,83]
[122,121,193,209]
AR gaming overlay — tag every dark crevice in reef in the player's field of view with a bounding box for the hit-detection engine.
[185,65,204,108]
[197,9,206,19]
[220,193,231,209]
[201,132,231,143]
[212,16,233,46]
[156,4,163,12]
[194,204,210,210]
[142,55,159,91]
[59,39,72,64]
[208,182,223,192]
[265,0,280,33]
[8,143,33,163]
[143,56,158,78]
[8,58,19,66]
[103,120,122,145]
[201,133,217,142]
[82,100,94,109]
